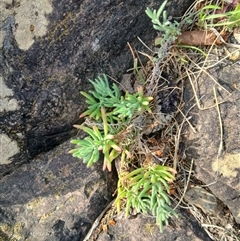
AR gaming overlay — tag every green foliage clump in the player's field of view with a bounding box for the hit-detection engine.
[69,74,177,232]
[80,74,152,123]
[116,165,177,232]
[70,108,121,171]
[69,74,152,171]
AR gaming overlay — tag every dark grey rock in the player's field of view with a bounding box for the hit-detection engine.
[0,141,117,241]
[96,209,212,241]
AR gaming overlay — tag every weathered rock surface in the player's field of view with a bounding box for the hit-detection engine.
[0,0,194,176]
[0,141,117,241]
[96,209,212,241]
[183,59,240,224]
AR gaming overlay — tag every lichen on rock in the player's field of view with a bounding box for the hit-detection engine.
[1,0,53,51]
[0,133,19,164]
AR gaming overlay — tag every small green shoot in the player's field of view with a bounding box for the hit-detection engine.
[69,108,122,171]
[113,86,153,119]
[80,74,121,121]
[145,0,181,43]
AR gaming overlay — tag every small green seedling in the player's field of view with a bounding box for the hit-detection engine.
[145,0,181,44]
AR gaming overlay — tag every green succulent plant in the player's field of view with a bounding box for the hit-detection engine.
[115,164,177,232]
[70,75,153,171]
[70,107,122,171]
[80,74,121,121]
[80,74,153,122]
[70,74,177,232]
[113,86,153,119]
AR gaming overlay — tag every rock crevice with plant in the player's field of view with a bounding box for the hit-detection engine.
[69,72,178,232]
[70,0,240,239]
